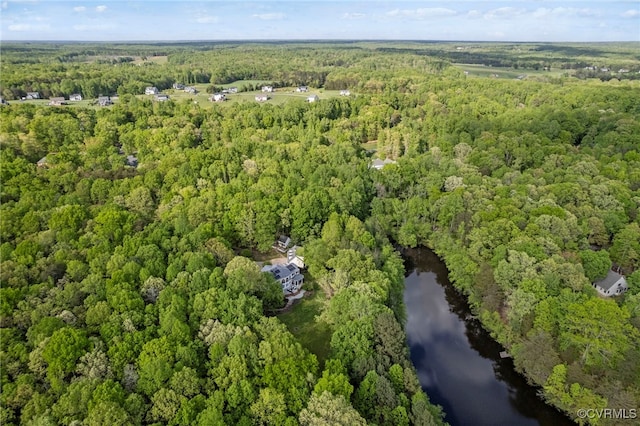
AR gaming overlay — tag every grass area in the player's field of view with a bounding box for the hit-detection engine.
[132,55,168,65]
[278,287,332,367]
[362,140,378,151]
[453,63,566,79]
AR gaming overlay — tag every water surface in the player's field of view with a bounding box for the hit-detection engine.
[403,247,574,426]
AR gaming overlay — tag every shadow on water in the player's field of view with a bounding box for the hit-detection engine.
[402,247,575,426]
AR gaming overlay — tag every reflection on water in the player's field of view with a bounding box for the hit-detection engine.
[403,247,575,426]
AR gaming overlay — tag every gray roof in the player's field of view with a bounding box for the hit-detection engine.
[265,263,299,281]
[594,270,626,291]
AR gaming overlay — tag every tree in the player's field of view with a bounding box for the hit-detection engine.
[579,250,612,282]
[42,328,90,391]
[559,299,637,369]
[610,223,640,271]
[299,391,366,426]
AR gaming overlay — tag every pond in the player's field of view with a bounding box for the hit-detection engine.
[403,247,575,426]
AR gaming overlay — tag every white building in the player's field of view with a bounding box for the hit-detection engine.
[262,263,304,295]
[307,94,319,103]
[145,86,159,95]
[593,271,628,297]
[261,86,274,93]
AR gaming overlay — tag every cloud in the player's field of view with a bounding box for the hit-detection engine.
[467,10,482,19]
[73,6,86,12]
[8,23,49,31]
[196,15,219,24]
[621,9,639,18]
[1,2,7,10]
[387,8,457,19]
[341,12,365,20]
[96,5,107,13]
[484,7,526,20]
[533,7,598,19]
[251,13,284,20]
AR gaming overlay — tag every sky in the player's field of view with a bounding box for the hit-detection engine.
[1,1,639,42]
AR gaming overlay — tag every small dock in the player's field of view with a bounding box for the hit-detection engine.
[499,351,512,359]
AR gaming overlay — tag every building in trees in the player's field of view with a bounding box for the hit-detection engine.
[307,95,319,103]
[276,235,292,252]
[287,246,305,269]
[154,94,169,102]
[593,271,629,296]
[26,91,40,99]
[339,89,350,96]
[145,86,159,95]
[210,93,226,102]
[69,93,82,101]
[369,158,396,170]
[97,96,111,106]
[261,85,274,93]
[255,95,269,102]
[297,86,309,92]
[49,97,66,106]
[262,263,304,295]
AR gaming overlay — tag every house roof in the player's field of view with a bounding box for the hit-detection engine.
[264,263,299,281]
[278,235,290,244]
[594,270,626,291]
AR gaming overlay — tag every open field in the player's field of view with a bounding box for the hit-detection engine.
[453,63,567,79]
[278,287,332,367]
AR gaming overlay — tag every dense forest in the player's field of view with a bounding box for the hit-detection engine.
[1,42,639,425]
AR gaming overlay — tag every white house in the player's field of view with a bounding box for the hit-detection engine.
[255,95,269,102]
[261,86,274,93]
[339,89,350,96]
[370,158,397,170]
[276,235,291,252]
[262,263,304,295]
[287,246,305,269]
[26,92,40,100]
[172,83,185,90]
[155,94,170,102]
[97,96,112,106]
[307,94,319,103]
[210,93,226,102]
[296,86,309,92]
[49,97,65,106]
[145,86,159,95]
[593,271,628,297]
[184,86,197,94]
[69,93,82,101]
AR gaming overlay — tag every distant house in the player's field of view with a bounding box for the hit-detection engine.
[97,96,112,106]
[155,94,170,102]
[296,86,308,92]
[255,95,269,102]
[145,86,159,95]
[287,246,305,269]
[370,158,397,170]
[262,263,304,295]
[261,86,274,93]
[339,89,350,96]
[210,93,226,102]
[184,86,197,94]
[307,94,319,103]
[593,271,628,297]
[276,235,291,252]
[36,156,48,167]
[69,93,82,101]
[172,83,185,90]
[26,92,40,100]
[227,87,238,93]
[125,155,138,167]
[49,97,66,106]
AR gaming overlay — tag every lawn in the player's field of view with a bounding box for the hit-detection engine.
[453,63,566,79]
[278,287,332,367]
